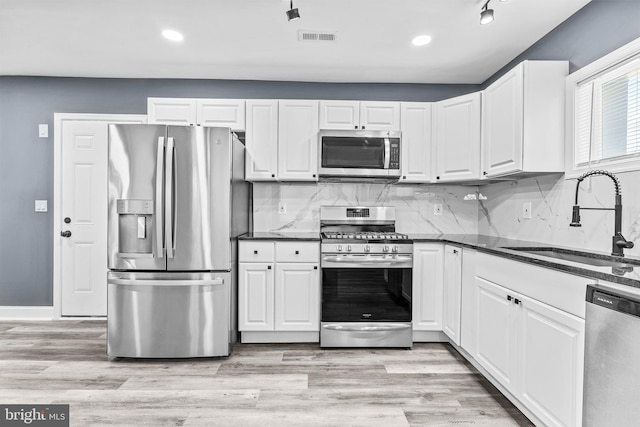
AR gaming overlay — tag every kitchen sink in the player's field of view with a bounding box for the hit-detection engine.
[501,246,640,269]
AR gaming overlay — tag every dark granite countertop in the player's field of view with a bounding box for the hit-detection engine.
[239,232,640,288]
[239,232,321,241]
[410,233,640,289]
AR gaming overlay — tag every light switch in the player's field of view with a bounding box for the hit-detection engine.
[38,124,49,138]
[35,200,48,212]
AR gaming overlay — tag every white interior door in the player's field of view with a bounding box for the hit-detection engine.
[59,115,145,316]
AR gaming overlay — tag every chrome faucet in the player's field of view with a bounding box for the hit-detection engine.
[570,170,634,257]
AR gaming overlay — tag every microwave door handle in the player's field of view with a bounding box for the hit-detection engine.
[384,137,391,169]
[155,136,165,258]
[165,137,175,259]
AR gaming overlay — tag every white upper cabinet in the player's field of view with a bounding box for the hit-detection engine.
[319,100,400,130]
[245,100,279,181]
[147,97,197,125]
[399,102,432,183]
[147,97,246,130]
[196,99,246,130]
[278,100,319,181]
[433,92,482,182]
[482,60,568,177]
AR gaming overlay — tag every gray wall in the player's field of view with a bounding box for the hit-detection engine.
[1,0,639,306]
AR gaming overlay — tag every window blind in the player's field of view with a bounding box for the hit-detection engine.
[574,58,640,167]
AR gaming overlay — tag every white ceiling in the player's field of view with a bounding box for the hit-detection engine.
[0,0,591,84]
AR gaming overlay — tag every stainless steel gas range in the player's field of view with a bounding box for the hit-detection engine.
[320,206,413,348]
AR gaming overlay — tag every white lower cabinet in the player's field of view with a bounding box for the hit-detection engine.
[274,263,319,330]
[442,245,462,346]
[239,240,320,342]
[412,244,444,334]
[473,271,584,427]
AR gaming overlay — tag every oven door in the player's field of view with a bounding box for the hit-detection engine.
[318,131,401,177]
[320,253,412,347]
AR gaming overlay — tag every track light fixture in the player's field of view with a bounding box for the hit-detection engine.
[286,0,300,21]
[480,0,494,25]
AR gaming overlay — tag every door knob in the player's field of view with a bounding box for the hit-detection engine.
[60,231,72,238]
[64,217,71,224]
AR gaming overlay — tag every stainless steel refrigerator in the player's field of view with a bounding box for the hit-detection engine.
[107,124,249,358]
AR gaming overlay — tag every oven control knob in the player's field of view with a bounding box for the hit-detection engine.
[337,245,343,252]
[392,245,398,253]
[383,245,390,253]
[347,245,352,252]
[364,245,371,252]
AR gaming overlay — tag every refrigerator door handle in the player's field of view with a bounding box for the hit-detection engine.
[155,136,165,258]
[165,137,176,259]
[108,278,224,287]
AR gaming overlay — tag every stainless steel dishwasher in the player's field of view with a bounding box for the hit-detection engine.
[584,283,640,426]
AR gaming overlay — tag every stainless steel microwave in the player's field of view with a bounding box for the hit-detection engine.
[318,130,401,178]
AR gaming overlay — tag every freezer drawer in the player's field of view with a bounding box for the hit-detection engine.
[107,271,232,358]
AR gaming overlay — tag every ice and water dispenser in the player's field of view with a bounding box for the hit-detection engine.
[117,199,154,256]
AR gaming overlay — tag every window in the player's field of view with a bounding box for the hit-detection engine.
[567,37,640,177]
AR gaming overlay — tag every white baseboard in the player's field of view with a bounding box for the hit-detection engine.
[241,331,319,343]
[0,306,55,320]
[413,331,449,342]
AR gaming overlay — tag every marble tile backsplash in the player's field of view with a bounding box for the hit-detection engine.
[252,182,480,235]
[252,170,640,258]
[478,171,640,257]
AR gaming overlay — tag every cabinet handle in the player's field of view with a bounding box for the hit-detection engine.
[483,171,488,176]
[312,174,316,178]
[514,298,520,305]
[295,250,300,255]
[267,265,272,270]
[507,295,512,301]
[254,250,258,254]
[436,176,440,180]
[271,174,275,178]
[354,125,358,129]
[314,266,318,270]
[453,249,458,254]
[402,176,406,180]
[362,125,365,130]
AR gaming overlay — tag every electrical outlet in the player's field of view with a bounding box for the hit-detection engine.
[523,202,532,219]
[434,204,443,216]
[278,202,287,214]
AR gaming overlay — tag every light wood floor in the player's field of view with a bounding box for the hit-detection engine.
[0,320,533,426]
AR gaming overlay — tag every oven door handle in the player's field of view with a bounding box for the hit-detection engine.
[322,323,412,332]
[321,255,413,268]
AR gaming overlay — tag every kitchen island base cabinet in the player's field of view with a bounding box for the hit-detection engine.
[238,240,320,343]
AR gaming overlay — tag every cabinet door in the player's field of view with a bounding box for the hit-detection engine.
[278,100,319,181]
[319,100,359,130]
[274,263,320,331]
[238,263,275,331]
[245,100,278,181]
[359,101,400,131]
[147,97,196,125]
[483,64,524,177]
[443,245,462,346]
[196,99,246,130]
[518,294,584,427]
[399,102,432,183]
[434,93,482,182]
[412,244,444,331]
[475,277,518,392]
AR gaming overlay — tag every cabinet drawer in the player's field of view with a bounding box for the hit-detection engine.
[275,242,319,263]
[239,242,275,262]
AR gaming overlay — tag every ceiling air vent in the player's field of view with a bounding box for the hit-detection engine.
[298,30,337,42]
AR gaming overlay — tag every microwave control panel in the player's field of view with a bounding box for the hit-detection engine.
[389,141,400,169]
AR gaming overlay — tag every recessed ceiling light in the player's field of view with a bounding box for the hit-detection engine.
[162,29,184,42]
[412,35,432,47]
